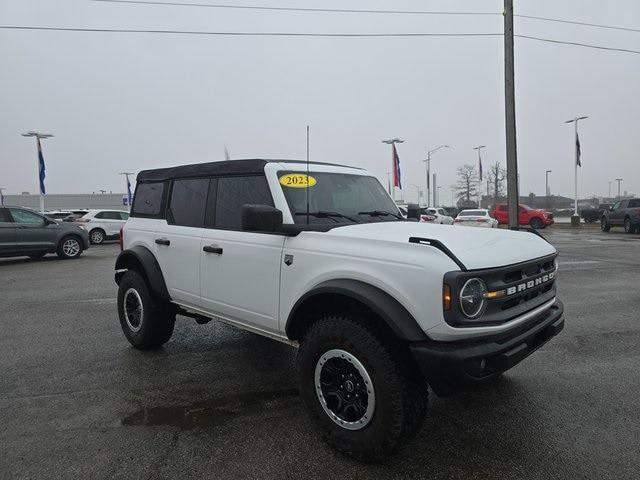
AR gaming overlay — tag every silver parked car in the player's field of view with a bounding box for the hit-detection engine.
[0,207,90,260]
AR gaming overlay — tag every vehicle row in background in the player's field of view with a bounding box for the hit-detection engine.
[601,199,640,234]
[454,209,499,228]
[0,207,89,260]
[72,210,130,244]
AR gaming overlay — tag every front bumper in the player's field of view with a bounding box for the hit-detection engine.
[410,300,564,395]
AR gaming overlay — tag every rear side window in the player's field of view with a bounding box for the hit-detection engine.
[9,208,45,225]
[215,176,273,230]
[95,211,122,220]
[168,178,210,227]
[628,199,640,208]
[120,212,130,220]
[132,182,165,217]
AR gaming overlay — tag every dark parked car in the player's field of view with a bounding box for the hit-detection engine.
[0,207,90,260]
[601,199,640,234]
[581,204,612,223]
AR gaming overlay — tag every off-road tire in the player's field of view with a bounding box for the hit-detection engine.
[297,315,429,462]
[117,270,175,349]
[530,217,544,230]
[89,228,106,245]
[601,217,611,232]
[56,235,83,259]
[624,218,634,234]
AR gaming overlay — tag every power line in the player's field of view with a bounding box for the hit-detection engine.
[0,26,502,37]
[90,0,640,34]
[90,0,497,16]
[515,34,640,54]
[1,25,639,55]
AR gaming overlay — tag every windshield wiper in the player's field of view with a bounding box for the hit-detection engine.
[295,211,358,223]
[358,210,404,220]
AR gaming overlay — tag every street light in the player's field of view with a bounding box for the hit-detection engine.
[564,116,588,225]
[22,131,53,213]
[382,138,404,200]
[423,145,449,208]
[615,178,623,199]
[545,170,552,208]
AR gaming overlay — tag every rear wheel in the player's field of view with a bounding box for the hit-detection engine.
[624,217,636,234]
[89,228,105,245]
[601,217,611,232]
[297,315,428,462]
[117,270,175,349]
[57,236,83,259]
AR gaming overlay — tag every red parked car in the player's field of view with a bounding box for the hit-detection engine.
[490,203,554,229]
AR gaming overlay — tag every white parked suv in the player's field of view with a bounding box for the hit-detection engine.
[76,209,129,244]
[115,159,564,461]
[424,207,454,225]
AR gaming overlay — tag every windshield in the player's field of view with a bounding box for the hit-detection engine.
[278,171,400,224]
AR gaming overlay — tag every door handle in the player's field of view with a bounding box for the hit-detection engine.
[155,238,171,246]
[203,245,223,254]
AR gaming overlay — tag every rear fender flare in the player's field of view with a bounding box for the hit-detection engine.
[115,246,170,300]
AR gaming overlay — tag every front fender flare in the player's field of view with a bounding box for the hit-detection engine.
[286,279,428,342]
[115,246,170,301]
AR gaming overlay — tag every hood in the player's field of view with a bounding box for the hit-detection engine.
[327,221,556,270]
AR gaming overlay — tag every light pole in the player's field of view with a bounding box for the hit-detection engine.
[616,178,623,199]
[437,186,442,207]
[382,138,404,201]
[423,145,449,207]
[545,170,552,208]
[120,172,134,209]
[21,130,53,213]
[564,116,588,225]
[0,187,5,206]
[473,146,486,208]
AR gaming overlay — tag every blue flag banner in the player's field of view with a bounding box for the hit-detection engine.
[37,138,46,195]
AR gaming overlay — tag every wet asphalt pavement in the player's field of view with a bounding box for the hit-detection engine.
[1,228,639,479]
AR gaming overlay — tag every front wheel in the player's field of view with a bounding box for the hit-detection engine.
[117,270,175,349]
[89,228,105,245]
[601,217,611,232]
[297,315,428,461]
[529,217,543,230]
[57,236,83,259]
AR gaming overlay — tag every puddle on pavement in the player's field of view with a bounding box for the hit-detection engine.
[122,388,299,429]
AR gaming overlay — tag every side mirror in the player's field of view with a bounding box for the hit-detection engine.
[406,203,420,220]
[241,204,283,233]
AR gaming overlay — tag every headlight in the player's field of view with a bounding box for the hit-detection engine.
[459,278,487,318]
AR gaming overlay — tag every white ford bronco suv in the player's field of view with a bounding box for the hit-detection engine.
[115,159,564,460]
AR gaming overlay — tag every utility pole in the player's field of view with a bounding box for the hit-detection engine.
[423,145,449,207]
[545,170,552,209]
[382,138,404,201]
[616,178,623,199]
[21,130,53,213]
[119,172,134,209]
[565,116,588,225]
[608,181,612,198]
[473,145,486,208]
[504,0,519,229]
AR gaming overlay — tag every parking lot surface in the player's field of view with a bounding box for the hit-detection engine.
[1,228,639,479]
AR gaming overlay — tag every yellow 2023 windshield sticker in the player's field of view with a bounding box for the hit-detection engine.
[279,173,317,188]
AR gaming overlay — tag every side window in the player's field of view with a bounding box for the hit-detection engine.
[168,178,209,227]
[628,199,640,208]
[215,176,273,230]
[120,212,130,220]
[94,211,107,219]
[131,182,165,217]
[612,201,621,210]
[9,209,45,225]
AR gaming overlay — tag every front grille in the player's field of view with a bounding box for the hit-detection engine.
[443,253,557,327]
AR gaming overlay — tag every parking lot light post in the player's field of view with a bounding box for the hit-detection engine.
[423,145,449,208]
[616,178,623,199]
[21,131,53,213]
[545,170,552,208]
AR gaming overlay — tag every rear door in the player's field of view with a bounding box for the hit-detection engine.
[154,178,209,308]
[8,208,58,251]
[610,200,627,225]
[200,175,285,335]
[95,211,125,236]
[0,208,18,254]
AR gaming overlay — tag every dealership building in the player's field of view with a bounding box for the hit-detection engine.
[2,193,129,211]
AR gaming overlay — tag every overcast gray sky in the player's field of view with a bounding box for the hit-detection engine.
[1,0,638,202]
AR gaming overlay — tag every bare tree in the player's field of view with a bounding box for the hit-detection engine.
[453,164,478,205]
[488,161,506,203]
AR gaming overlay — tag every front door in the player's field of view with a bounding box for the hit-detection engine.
[8,208,57,252]
[199,175,284,334]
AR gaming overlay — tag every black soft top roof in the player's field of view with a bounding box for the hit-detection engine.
[136,159,361,183]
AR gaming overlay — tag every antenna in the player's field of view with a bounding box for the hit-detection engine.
[306,125,310,225]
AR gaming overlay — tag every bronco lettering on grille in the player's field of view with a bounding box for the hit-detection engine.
[505,271,555,296]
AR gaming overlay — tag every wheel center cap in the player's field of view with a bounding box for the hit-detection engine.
[344,380,355,393]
